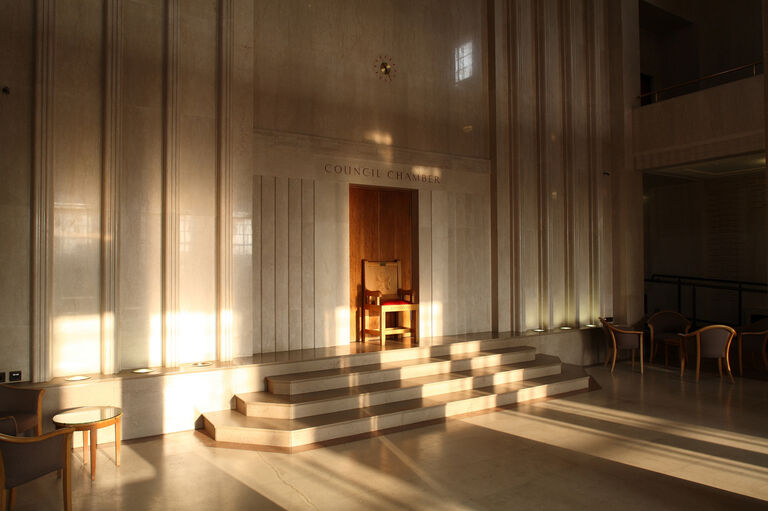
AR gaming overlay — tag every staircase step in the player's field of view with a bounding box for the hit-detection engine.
[238,355,562,419]
[266,346,536,395]
[248,335,526,381]
[203,367,589,448]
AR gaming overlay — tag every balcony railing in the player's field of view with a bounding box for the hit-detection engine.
[639,61,763,105]
[644,274,768,327]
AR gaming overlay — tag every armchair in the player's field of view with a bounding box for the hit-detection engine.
[600,319,644,375]
[360,259,418,345]
[647,311,690,365]
[680,324,736,383]
[738,318,768,376]
[0,386,45,436]
[0,426,73,511]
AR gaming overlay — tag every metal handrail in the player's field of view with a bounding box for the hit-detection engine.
[639,61,762,104]
[644,274,768,327]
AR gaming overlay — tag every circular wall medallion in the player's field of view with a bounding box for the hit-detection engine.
[373,55,396,82]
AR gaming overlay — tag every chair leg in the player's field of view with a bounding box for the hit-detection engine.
[381,311,386,346]
[64,459,72,511]
[610,347,617,374]
[640,341,644,375]
[696,354,701,383]
[680,347,686,378]
[725,352,735,384]
[718,358,722,378]
[649,339,654,364]
[632,349,635,369]
[1,487,6,511]
[7,489,15,510]
[739,337,743,376]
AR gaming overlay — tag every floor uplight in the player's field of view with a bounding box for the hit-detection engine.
[64,375,90,382]
[132,368,154,374]
[191,362,212,367]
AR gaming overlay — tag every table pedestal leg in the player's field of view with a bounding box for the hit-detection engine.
[115,416,121,466]
[83,431,89,464]
[90,427,97,480]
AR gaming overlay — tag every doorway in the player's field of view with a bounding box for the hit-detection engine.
[349,185,418,342]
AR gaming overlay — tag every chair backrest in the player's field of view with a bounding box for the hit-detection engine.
[695,325,736,359]
[603,322,641,350]
[0,428,73,489]
[648,311,690,334]
[363,260,401,301]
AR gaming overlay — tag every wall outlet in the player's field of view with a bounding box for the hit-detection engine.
[9,370,21,382]
[0,372,5,383]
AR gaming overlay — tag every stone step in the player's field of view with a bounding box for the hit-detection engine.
[203,367,590,448]
[266,346,537,395]
[237,354,562,419]
[247,335,526,381]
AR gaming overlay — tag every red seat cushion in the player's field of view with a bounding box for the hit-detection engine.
[381,300,411,305]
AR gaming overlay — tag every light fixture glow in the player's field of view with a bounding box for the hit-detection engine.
[64,375,90,382]
[560,326,573,330]
[132,368,154,374]
[533,328,545,333]
[191,362,212,367]
[585,324,597,328]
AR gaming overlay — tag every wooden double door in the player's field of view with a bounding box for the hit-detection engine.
[349,185,417,341]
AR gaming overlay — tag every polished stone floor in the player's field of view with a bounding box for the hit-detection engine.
[12,362,768,510]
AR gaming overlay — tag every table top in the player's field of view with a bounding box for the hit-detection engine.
[52,406,122,426]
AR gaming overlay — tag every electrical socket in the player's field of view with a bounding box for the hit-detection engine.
[9,370,21,382]
[0,372,5,383]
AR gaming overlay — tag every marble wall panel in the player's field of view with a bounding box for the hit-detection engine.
[177,0,217,363]
[231,0,255,358]
[273,177,290,352]
[51,0,104,377]
[492,0,624,332]
[252,0,488,159]
[300,181,316,350]
[288,178,303,351]
[314,181,350,346]
[0,0,33,377]
[119,0,164,370]
[418,190,433,338]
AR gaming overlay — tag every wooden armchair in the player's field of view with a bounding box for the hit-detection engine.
[0,387,45,436]
[0,424,73,511]
[600,318,644,375]
[738,318,768,376]
[360,259,418,345]
[679,324,736,383]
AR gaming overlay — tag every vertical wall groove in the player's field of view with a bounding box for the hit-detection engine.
[216,0,234,362]
[162,0,181,368]
[31,0,55,382]
[101,0,122,375]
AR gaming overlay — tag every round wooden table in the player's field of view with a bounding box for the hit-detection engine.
[52,406,122,480]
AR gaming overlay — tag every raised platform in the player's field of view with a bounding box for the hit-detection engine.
[202,336,591,449]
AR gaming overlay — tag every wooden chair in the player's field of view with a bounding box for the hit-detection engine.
[360,259,418,345]
[647,311,690,365]
[0,387,45,436]
[679,324,736,383]
[600,318,644,375]
[738,318,768,376]
[0,422,73,511]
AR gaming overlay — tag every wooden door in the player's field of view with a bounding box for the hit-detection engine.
[349,185,417,341]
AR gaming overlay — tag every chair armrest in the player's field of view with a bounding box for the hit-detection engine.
[609,325,642,336]
[739,329,768,338]
[398,288,415,301]
[364,290,382,305]
[0,427,74,488]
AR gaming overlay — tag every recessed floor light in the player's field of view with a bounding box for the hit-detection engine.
[132,368,154,374]
[560,326,573,330]
[533,328,545,333]
[585,324,597,328]
[64,375,90,382]
[191,362,212,367]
